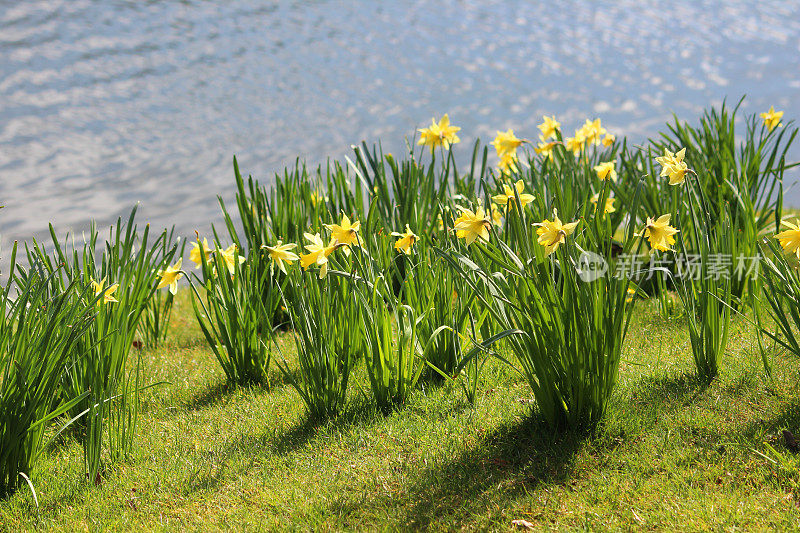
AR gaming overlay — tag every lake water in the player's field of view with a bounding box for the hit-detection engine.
[1,0,800,254]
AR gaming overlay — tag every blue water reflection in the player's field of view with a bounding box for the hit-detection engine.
[1,0,798,248]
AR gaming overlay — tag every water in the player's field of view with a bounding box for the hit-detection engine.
[2,0,800,254]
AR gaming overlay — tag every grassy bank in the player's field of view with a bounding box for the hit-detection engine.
[1,292,799,531]
[2,101,799,531]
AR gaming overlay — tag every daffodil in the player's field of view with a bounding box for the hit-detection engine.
[534,136,557,159]
[664,160,688,185]
[601,133,615,147]
[491,203,504,225]
[655,147,685,169]
[491,129,524,157]
[219,244,245,275]
[417,114,461,151]
[565,133,585,157]
[391,225,419,255]
[262,240,299,274]
[453,205,492,245]
[310,190,328,207]
[590,193,616,214]
[626,287,636,303]
[325,214,361,255]
[157,258,183,295]
[655,147,689,186]
[498,152,521,173]
[774,219,800,259]
[537,115,561,140]
[91,277,119,306]
[190,238,212,268]
[534,210,579,256]
[593,160,617,181]
[760,106,784,132]
[492,179,534,209]
[641,214,679,252]
[452,211,468,239]
[300,233,340,278]
[581,118,606,146]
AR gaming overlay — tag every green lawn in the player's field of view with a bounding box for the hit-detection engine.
[2,294,800,531]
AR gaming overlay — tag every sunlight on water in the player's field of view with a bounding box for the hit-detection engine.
[1,0,799,250]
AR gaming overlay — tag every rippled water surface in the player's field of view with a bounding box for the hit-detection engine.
[2,0,799,249]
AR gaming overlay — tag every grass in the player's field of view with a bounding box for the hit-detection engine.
[2,292,800,531]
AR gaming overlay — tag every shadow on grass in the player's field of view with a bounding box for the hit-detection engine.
[182,366,303,412]
[180,397,381,495]
[626,370,711,414]
[351,414,588,529]
[275,397,380,455]
[620,366,800,453]
[183,380,236,411]
[265,366,304,392]
[734,394,800,446]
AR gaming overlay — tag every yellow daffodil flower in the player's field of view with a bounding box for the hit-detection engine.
[498,152,520,173]
[626,287,636,303]
[91,277,119,306]
[391,225,419,255]
[310,190,329,207]
[581,118,606,146]
[535,211,579,256]
[601,133,616,147]
[590,193,616,214]
[325,214,361,255]
[593,160,617,181]
[565,133,585,157]
[262,240,299,274]
[190,237,211,268]
[534,136,557,159]
[452,211,467,239]
[654,147,685,169]
[775,219,800,259]
[417,114,461,151]
[492,179,534,209]
[655,147,689,185]
[157,258,183,295]
[219,244,245,276]
[537,115,561,140]
[491,203,503,225]
[491,129,524,157]
[641,214,679,252]
[453,205,492,245]
[300,233,341,279]
[760,106,784,132]
[665,160,688,185]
